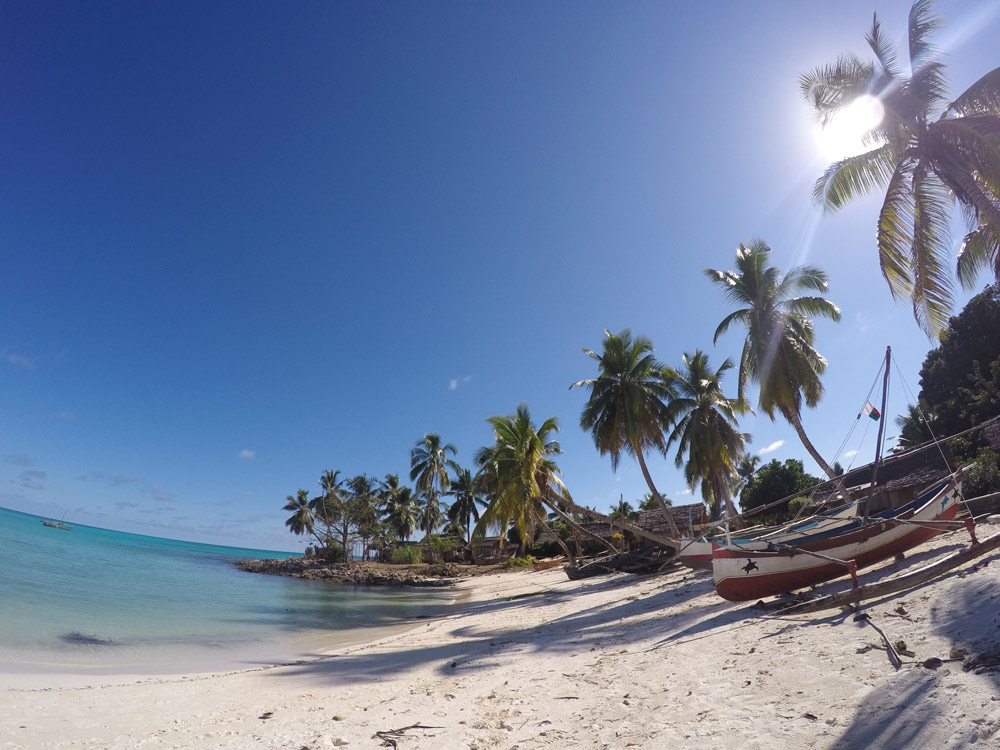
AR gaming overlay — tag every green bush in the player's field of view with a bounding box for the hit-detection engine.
[427,536,456,563]
[320,544,345,563]
[389,545,423,565]
[304,546,315,557]
[530,540,564,558]
[964,447,1000,498]
[787,496,811,517]
[503,555,536,569]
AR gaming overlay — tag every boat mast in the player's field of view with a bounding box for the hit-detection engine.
[864,346,891,522]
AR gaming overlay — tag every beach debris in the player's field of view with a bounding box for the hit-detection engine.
[853,613,902,669]
[373,723,442,748]
[922,657,944,669]
[333,715,344,721]
[804,713,818,721]
[60,632,118,646]
[259,711,274,720]
[962,648,1000,674]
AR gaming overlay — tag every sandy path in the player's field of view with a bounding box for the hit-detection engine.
[3,524,1000,749]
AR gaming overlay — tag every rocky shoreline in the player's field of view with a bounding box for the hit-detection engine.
[233,557,509,586]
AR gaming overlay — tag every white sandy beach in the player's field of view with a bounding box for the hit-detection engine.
[3,525,1000,750]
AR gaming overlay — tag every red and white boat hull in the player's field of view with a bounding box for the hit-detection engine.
[713,474,962,602]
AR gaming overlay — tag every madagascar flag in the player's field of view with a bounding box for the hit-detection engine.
[863,401,881,421]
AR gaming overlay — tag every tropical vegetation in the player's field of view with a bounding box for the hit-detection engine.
[571,329,681,540]
[706,240,842,479]
[801,0,1000,338]
[665,351,749,526]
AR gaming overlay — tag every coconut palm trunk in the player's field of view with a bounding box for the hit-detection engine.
[540,495,619,556]
[784,408,836,479]
[635,449,681,540]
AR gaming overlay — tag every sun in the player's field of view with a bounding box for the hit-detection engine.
[815,94,885,161]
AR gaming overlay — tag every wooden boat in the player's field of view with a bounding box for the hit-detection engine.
[41,519,73,530]
[712,469,962,602]
[679,500,860,570]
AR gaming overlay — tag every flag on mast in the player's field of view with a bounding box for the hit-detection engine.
[862,401,881,421]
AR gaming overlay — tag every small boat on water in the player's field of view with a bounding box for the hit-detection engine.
[41,519,73,530]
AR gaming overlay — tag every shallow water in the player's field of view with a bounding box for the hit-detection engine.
[0,507,455,679]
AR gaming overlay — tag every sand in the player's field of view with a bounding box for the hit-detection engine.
[3,523,1000,750]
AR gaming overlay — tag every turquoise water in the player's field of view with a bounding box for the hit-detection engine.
[0,507,456,679]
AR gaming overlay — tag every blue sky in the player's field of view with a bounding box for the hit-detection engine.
[2,1,998,551]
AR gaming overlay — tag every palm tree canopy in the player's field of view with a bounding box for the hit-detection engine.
[283,489,315,537]
[409,433,460,497]
[800,0,1000,337]
[666,351,750,521]
[571,329,676,470]
[472,403,568,547]
[446,467,487,542]
[705,239,840,421]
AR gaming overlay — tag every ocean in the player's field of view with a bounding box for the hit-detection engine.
[0,507,456,681]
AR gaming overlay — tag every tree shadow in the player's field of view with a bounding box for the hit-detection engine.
[263,566,755,685]
[821,538,1000,748]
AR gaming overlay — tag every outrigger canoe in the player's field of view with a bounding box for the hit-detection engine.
[712,470,962,602]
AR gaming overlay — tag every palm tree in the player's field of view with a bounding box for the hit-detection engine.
[445,467,486,543]
[800,0,1000,337]
[410,433,461,537]
[571,329,680,541]
[895,403,935,448]
[705,240,841,479]
[383,483,419,542]
[609,498,637,522]
[472,404,583,558]
[283,489,323,547]
[310,469,344,548]
[345,474,381,560]
[666,351,750,526]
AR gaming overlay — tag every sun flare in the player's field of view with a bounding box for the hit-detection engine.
[815,94,885,161]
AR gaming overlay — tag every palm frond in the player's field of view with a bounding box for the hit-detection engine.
[957,223,1000,289]
[866,11,899,81]
[782,295,842,321]
[799,55,875,125]
[947,67,1000,116]
[813,144,897,209]
[877,160,917,298]
[909,169,955,337]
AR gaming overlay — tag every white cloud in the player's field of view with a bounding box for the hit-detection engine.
[679,488,693,496]
[0,349,34,369]
[239,450,256,460]
[448,375,472,391]
[843,449,858,458]
[759,440,784,455]
[4,453,32,467]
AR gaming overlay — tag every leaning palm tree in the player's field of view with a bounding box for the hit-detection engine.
[445,467,487,544]
[410,433,461,537]
[666,351,750,526]
[472,405,676,556]
[571,329,680,540]
[706,240,842,479]
[472,404,586,559]
[801,0,1000,337]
